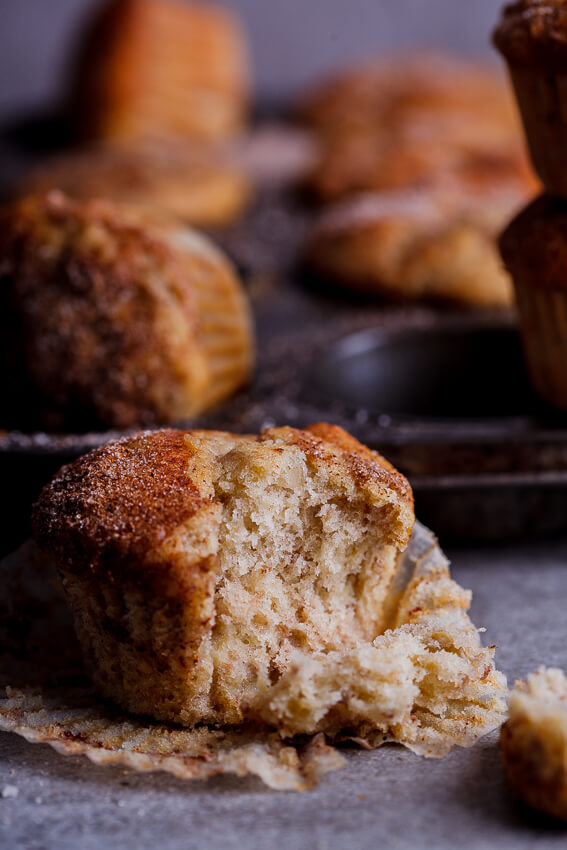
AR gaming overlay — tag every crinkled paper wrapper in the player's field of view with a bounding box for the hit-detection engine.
[0,522,504,790]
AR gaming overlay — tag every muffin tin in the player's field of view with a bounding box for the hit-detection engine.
[2,134,567,551]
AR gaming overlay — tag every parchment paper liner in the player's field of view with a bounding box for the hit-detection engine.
[0,522,506,790]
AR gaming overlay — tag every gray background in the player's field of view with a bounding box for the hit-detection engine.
[0,0,505,121]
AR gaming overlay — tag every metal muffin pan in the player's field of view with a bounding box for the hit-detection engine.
[306,321,567,541]
[309,324,543,420]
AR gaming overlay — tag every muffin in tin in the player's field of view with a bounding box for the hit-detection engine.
[499,193,567,410]
[17,143,252,229]
[296,52,534,204]
[302,126,536,205]
[67,0,250,145]
[296,53,519,141]
[304,178,531,307]
[494,0,567,196]
[0,191,254,430]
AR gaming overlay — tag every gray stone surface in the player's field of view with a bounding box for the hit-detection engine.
[1,537,567,849]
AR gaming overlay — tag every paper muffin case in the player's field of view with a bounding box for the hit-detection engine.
[508,66,567,197]
[193,272,254,412]
[0,523,506,790]
[169,167,251,228]
[514,278,567,411]
[170,229,255,416]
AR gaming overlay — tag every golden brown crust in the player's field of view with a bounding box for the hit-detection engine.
[306,422,399,471]
[32,430,211,564]
[0,191,253,429]
[276,422,412,502]
[296,54,535,204]
[306,131,538,204]
[304,186,520,306]
[17,144,251,228]
[494,1,567,68]
[499,193,567,290]
[297,54,516,135]
[33,424,413,569]
[32,429,230,719]
[68,0,250,144]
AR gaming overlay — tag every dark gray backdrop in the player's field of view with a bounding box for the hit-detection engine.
[0,0,505,121]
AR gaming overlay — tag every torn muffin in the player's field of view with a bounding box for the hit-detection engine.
[32,425,506,754]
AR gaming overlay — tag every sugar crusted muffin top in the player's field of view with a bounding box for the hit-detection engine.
[33,424,414,570]
[304,183,520,306]
[494,1,567,67]
[0,191,253,429]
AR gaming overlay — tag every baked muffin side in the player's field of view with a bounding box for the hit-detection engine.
[296,52,533,204]
[499,193,567,408]
[17,144,252,228]
[304,187,519,306]
[32,424,506,752]
[67,0,250,145]
[0,192,253,429]
[494,1,567,195]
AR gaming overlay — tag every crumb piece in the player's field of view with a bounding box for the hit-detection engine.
[501,666,567,821]
[1,786,19,799]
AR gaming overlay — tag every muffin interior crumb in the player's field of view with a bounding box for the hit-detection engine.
[209,439,398,722]
[500,667,567,820]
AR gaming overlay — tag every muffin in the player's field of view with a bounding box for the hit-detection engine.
[494,0,567,196]
[295,52,535,203]
[304,182,525,307]
[17,143,252,229]
[0,191,253,430]
[296,53,519,140]
[67,0,250,145]
[32,424,506,750]
[500,667,567,821]
[499,193,567,409]
[303,128,537,204]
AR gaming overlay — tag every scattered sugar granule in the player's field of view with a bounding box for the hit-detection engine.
[1,786,19,799]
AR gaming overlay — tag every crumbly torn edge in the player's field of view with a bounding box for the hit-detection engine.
[0,523,506,788]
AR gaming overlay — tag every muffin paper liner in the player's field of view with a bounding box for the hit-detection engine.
[509,66,567,197]
[514,281,567,411]
[0,522,506,790]
[168,229,254,415]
